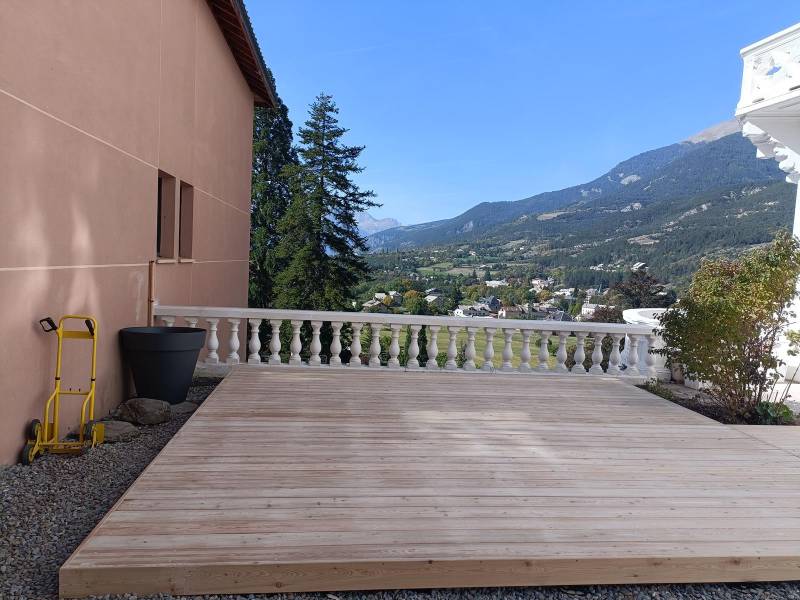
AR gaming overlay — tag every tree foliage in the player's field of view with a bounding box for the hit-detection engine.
[249,68,297,308]
[612,271,676,309]
[657,232,800,422]
[274,93,379,310]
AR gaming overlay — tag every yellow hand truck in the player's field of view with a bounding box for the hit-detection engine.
[21,315,104,465]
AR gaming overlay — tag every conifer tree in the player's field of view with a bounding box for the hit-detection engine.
[249,68,297,308]
[274,93,378,310]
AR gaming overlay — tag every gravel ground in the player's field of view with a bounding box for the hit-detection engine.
[2,378,799,600]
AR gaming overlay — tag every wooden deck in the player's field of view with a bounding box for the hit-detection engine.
[60,368,800,597]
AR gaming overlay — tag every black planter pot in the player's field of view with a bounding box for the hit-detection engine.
[120,327,207,405]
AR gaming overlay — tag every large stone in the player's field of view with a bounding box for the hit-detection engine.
[100,420,140,442]
[116,397,171,425]
[170,401,197,416]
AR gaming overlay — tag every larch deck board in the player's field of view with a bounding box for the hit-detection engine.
[60,368,800,597]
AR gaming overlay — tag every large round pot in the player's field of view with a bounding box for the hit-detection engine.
[120,327,206,404]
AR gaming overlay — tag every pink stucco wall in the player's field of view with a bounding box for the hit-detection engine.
[0,0,255,464]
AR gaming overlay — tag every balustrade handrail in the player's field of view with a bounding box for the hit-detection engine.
[153,304,655,336]
[152,303,666,380]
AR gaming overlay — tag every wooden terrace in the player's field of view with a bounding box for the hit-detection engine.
[61,368,800,597]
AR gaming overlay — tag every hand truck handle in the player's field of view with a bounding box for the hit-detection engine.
[39,317,57,332]
[84,319,95,336]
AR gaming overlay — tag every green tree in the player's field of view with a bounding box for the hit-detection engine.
[249,69,297,308]
[657,232,800,423]
[274,93,379,310]
[612,271,675,309]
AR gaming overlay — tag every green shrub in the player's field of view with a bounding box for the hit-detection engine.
[657,232,800,423]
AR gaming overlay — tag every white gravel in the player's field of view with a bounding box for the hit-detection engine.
[2,378,799,600]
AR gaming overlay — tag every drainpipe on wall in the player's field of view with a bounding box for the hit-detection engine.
[147,260,156,326]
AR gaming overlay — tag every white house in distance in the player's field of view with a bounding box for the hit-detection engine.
[737,22,800,379]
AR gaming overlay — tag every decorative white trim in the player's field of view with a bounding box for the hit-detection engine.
[741,120,800,184]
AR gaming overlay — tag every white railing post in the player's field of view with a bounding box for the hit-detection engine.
[269,319,282,365]
[161,316,175,327]
[482,328,496,371]
[445,326,460,371]
[289,320,303,366]
[607,333,623,375]
[388,324,402,369]
[330,322,343,367]
[554,331,569,372]
[501,328,515,372]
[247,318,262,364]
[309,321,322,366]
[349,322,363,367]
[572,332,587,374]
[369,323,382,367]
[626,334,640,377]
[186,317,198,328]
[407,325,421,369]
[537,331,550,371]
[589,333,605,374]
[226,318,240,365]
[645,333,657,379]
[427,325,440,370]
[205,318,219,364]
[519,330,532,372]
[464,327,477,371]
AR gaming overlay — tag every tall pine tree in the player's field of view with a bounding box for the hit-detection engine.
[249,68,297,308]
[274,93,378,310]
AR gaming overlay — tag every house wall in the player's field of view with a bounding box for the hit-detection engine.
[0,0,255,464]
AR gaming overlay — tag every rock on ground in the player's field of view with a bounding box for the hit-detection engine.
[99,420,140,442]
[170,401,197,415]
[115,397,171,425]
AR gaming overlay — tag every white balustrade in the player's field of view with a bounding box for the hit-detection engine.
[226,318,240,365]
[349,322,363,367]
[482,328,495,371]
[152,304,659,382]
[427,325,440,371]
[247,318,261,364]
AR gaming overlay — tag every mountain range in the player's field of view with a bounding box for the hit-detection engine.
[357,213,401,236]
[367,121,795,284]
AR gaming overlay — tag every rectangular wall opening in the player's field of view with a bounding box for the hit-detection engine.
[179,182,194,259]
[157,172,177,258]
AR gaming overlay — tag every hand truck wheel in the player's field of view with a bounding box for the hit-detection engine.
[20,442,37,465]
[27,419,42,441]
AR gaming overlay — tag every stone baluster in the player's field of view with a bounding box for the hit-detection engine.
[501,328,515,372]
[607,333,624,375]
[329,322,343,367]
[289,320,303,366]
[369,323,382,367]
[571,332,587,374]
[205,318,219,364]
[388,324,402,369]
[349,322,363,367]
[626,334,640,376]
[464,327,477,371]
[644,333,657,379]
[554,331,569,372]
[407,325,421,369]
[589,333,605,374]
[427,325,440,370]
[519,330,532,372]
[537,331,550,371]
[226,318,240,365]
[185,317,198,328]
[482,328,496,371]
[309,321,322,366]
[247,318,262,364]
[161,316,175,327]
[445,326,460,370]
[268,319,282,365]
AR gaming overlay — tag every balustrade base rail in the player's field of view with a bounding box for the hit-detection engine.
[154,305,666,381]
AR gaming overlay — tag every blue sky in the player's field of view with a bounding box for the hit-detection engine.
[248,1,798,225]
